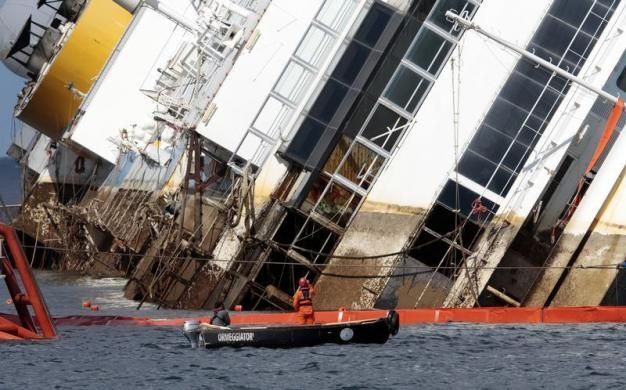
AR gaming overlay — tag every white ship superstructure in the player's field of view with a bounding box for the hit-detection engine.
[2,0,626,310]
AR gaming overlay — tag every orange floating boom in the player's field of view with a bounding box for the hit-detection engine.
[45,306,626,328]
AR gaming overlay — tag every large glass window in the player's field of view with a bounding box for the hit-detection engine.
[385,65,431,113]
[499,71,561,119]
[438,180,499,223]
[275,61,314,103]
[286,117,327,163]
[313,180,362,227]
[324,139,385,190]
[308,79,349,124]
[484,98,534,139]
[468,125,514,165]
[252,96,293,139]
[406,28,453,75]
[316,0,358,32]
[354,2,393,47]
[361,104,409,151]
[295,25,336,68]
[331,41,371,85]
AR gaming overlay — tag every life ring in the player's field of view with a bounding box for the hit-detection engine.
[387,310,400,336]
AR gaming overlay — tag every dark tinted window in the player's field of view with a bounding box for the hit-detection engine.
[548,0,594,27]
[354,3,393,47]
[488,167,516,195]
[457,151,497,188]
[361,104,409,151]
[502,142,530,172]
[406,28,452,75]
[308,79,348,124]
[286,118,327,163]
[332,41,371,85]
[385,66,430,112]
[438,180,499,222]
[484,98,532,137]
[468,125,512,164]
[531,17,577,58]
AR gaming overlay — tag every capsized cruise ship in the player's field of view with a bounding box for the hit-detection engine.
[1,0,626,311]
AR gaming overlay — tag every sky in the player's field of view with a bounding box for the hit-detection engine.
[0,64,26,155]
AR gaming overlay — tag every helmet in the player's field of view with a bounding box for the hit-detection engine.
[298,277,309,288]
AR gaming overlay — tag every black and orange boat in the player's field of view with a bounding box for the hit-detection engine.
[183,310,400,349]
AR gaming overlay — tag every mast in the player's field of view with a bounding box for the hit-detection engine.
[444,11,623,107]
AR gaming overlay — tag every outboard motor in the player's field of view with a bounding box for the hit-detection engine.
[183,320,202,348]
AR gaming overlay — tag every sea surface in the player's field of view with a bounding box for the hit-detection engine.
[1,272,625,389]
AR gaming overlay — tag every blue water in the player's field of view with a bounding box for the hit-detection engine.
[1,272,626,389]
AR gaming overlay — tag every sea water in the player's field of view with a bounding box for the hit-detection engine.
[1,271,625,389]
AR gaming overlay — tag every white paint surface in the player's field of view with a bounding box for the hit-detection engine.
[67,4,193,163]
[195,0,324,153]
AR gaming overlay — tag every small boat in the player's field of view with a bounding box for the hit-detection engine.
[183,310,400,349]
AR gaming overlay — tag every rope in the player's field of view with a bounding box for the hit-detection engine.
[226,163,256,236]
[15,243,626,270]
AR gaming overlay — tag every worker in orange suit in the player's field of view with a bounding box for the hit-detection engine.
[293,277,315,325]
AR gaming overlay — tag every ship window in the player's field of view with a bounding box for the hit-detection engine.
[343,95,377,139]
[487,167,516,196]
[406,28,453,75]
[429,0,476,37]
[580,11,604,37]
[308,79,349,124]
[427,203,460,237]
[503,141,530,173]
[531,16,578,59]
[354,2,393,48]
[332,41,371,85]
[385,65,430,113]
[301,174,330,214]
[197,154,232,203]
[617,65,626,93]
[361,104,409,151]
[274,209,309,245]
[410,230,465,277]
[323,137,384,190]
[412,0,438,22]
[256,254,310,297]
[293,219,339,263]
[516,124,541,147]
[316,0,357,32]
[468,125,513,165]
[457,150,497,188]
[286,117,327,163]
[567,31,594,63]
[499,71,560,119]
[275,61,314,103]
[484,97,533,139]
[548,1,595,28]
[313,180,362,228]
[438,180,499,223]
[252,96,293,139]
[295,25,335,68]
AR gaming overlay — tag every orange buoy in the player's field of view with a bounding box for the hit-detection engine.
[90,305,99,311]
[82,300,92,308]
[234,305,243,312]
